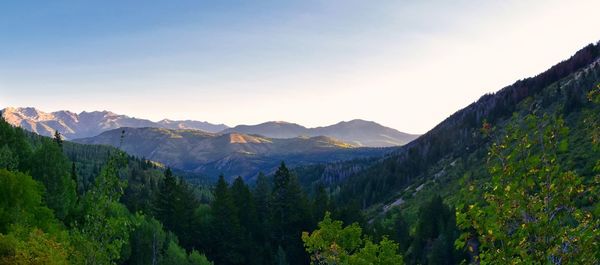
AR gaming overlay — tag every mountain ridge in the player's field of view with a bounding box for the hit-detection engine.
[222,119,419,147]
[315,41,600,211]
[2,107,417,147]
[0,107,229,139]
[72,126,391,180]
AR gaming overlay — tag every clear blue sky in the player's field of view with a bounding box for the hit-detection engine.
[1,0,599,133]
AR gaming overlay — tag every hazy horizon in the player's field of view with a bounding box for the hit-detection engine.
[1,0,599,134]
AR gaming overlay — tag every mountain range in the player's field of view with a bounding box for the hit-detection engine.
[73,127,392,180]
[1,107,418,147]
[0,107,229,139]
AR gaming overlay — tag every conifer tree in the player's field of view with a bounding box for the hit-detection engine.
[231,177,261,264]
[53,130,63,149]
[271,162,311,264]
[253,172,274,263]
[153,167,199,249]
[153,168,178,231]
[312,184,330,223]
[211,175,245,264]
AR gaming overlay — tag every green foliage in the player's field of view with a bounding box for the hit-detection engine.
[0,169,58,234]
[0,170,71,264]
[369,211,411,254]
[0,116,32,172]
[209,175,245,264]
[457,114,600,264]
[152,168,199,249]
[231,177,262,264]
[0,227,70,265]
[0,145,18,171]
[312,184,330,224]
[586,83,600,146]
[271,162,312,264]
[302,212,404,265]
[349,238,404,265]
[368,195,464,265]
[71,155,134,264]
[29,139,77,220]
[160,240,188,265]
[409,195,463,264]
[252,172,275,263]
[188,250,213,265]
[0,117,212,265]
[128,214,166,265]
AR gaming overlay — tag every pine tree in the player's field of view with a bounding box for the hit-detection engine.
[409,195,463,264]
[172,180,199,249]
[71,161,80,195]
[312,184,329,223]
[253,172,274,264]
[211,175,245,264]
[254,172,271,223]
[271,162,311,264]
[231,177,261,264]
[53,130,63,149]
[152,167,199,249]
[153,168,178,231]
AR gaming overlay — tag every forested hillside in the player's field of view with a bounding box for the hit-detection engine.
[317,42,600,209]
[318,43,600,263]
[0,118,217,264]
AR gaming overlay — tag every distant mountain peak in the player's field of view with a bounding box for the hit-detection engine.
[1,107,228,139]
[223,119,418,147]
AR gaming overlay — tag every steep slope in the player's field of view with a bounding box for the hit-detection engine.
[222,119,419,147]
[73,127,391,180]
[310,42,600,211]
[0,108,228,139]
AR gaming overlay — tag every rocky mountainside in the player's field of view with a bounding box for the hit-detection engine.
[0,107,228,139]
[222,119,419,147]
[73,127,391,180]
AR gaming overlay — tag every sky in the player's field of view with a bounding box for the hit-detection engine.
[1,1,599,134]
